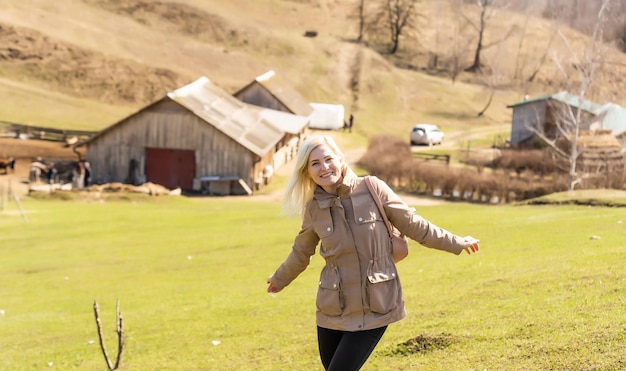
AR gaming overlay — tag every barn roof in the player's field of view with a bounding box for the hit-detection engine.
[86,77,309,158]
[168,76,306,157]
[257,108,310,134]
[234,70,314,117]
[507,91,602,113]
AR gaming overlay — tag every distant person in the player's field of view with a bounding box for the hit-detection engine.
[72,162,83,189]
[46,162,57,184]
[266,134,480,371]
[7,157,15,173]
[83,161,92,187]
[348,114,354,133]
[29,158,47,182]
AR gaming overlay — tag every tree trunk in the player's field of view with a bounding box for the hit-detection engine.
[466,1,488,72]
[357,0,365,42]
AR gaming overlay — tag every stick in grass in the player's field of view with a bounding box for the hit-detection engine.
[115,299,124,369]
[93,300,124,370]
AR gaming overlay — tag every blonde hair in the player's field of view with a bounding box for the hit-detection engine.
[283,135,346,218]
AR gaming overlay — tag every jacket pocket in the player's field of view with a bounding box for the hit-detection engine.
[313,209,342,255]
[316,265,343,316]
[366,260,399,314]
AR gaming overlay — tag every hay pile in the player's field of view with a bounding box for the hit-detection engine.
[29,182,180,196]
[576,130,621,148]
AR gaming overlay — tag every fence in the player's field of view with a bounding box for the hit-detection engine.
[412,152,451,165]
[0,121,97,142]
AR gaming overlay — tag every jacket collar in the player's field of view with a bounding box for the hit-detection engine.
[313,167,359,207]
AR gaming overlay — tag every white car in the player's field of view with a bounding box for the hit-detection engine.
[410,124,444,146]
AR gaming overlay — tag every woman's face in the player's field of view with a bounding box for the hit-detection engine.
[307,144,343,193]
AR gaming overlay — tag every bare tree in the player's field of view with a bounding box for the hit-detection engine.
[431,0,442,69]
[526,21,560,83]
[512,0,535,81]
[357,0,366,42]
[477,31,508,117]
[447,1,473,83]
[526,0,612,191]
[514,1,566,86]
[463,0,516,73]
[464,0,492,72]
[477,65,501,117]
[382,0,419,54]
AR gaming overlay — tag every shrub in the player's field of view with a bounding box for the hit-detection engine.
[359,138,570,203]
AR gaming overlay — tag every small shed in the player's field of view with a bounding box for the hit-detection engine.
[508,92,599,148]
[84,77,308,195]
[233,70,314,117]
[308,103,345,130]
[508,91,626,149]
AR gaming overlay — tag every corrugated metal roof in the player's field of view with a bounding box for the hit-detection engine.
[258,108,309,134]
[507,93,552,108]
[507,91,601,113]
[237,70,314,117]
[550,91,603,113]
[168,77,307,157]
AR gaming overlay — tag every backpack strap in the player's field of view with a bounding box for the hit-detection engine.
[364,176,394,239]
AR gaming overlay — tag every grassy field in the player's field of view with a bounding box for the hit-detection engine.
[0,195,624,370]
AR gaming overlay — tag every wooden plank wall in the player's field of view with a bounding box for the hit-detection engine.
[234,83,289,113]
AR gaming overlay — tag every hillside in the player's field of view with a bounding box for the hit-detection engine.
[1,0,626,145]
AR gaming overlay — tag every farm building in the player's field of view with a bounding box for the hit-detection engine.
[84,76,309,195]
[234,70,314,117]
[308,103,345,130]
[508,91,626,149]
[234,70,347,130]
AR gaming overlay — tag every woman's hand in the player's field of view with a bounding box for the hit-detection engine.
[463,236,480,254]
[267,281,283,293]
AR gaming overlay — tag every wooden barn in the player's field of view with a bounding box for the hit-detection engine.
[84,76,309,195]
[233,70,314,117]
[234,70,348,130]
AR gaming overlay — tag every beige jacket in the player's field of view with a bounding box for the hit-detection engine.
[269,169,468,331]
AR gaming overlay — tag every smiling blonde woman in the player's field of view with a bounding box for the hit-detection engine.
[267,134,479,371]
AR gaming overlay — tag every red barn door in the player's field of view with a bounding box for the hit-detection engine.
[145,147,195,190]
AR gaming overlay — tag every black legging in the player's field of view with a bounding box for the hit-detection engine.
[317,326,387,371]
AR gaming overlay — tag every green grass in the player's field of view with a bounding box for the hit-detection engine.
[1,196,625,370]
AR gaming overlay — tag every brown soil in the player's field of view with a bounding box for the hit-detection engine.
[0,22,187,106]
